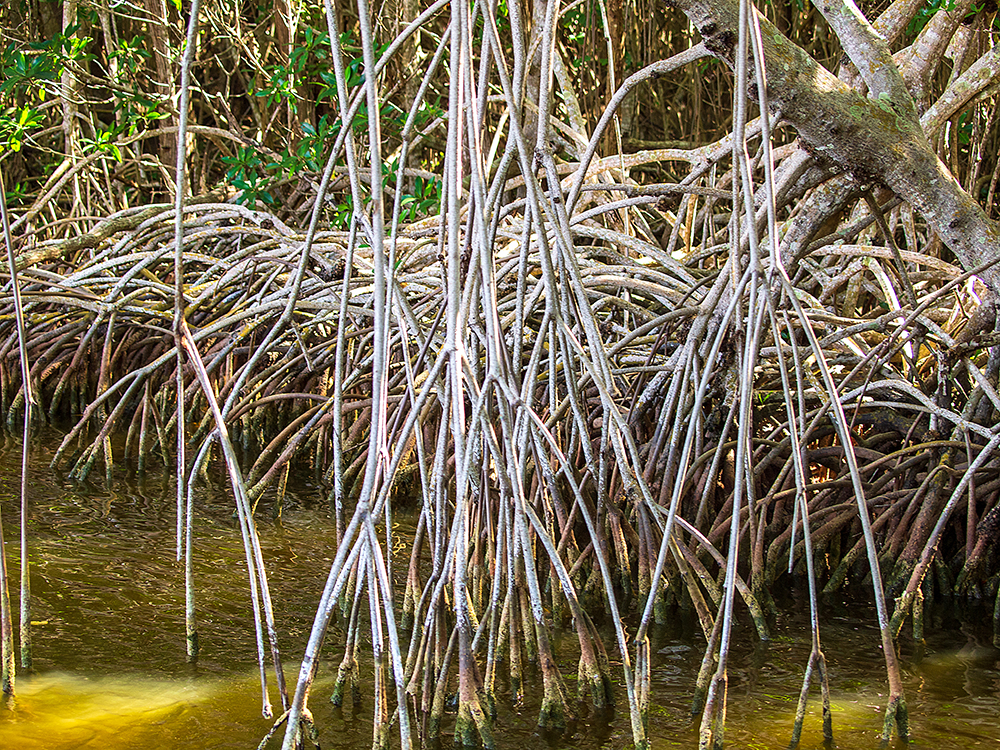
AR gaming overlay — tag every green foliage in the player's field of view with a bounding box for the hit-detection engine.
[332,191,354,228]
[0,25,172,157]
[256,68,298,111]
[562,4,588,46]
[0,105,42,152]
[219,125,442,227]
[0,48,58,99]
[3,179,30,206]
[105,36,170,138]
[906,0,956,37]
[401,176,441,223]
[0,25,93,152]
[295,115,339,172]
[255,26,336,113]
[114,92,171,137]
[224,21,424,221]
[907,0,999,36]
[110,35,151,83]
[221,146,276,206]
[81,125,122,161]
[956,110,974,145]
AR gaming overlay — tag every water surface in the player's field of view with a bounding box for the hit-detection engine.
[0,434,997,749]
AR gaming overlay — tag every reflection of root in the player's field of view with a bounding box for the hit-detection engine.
[426,628,457,746]
[186,630,199,663]
[575,614,614,710]
[372,713,390,750]
[426,683,445,744]
[886,560,916,600]
[332,573,365,710]
[690,615,722,721]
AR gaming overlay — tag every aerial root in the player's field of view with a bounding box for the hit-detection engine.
[880,694,909,745]
[257,707,318,750]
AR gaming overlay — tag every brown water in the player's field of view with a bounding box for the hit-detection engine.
[0,434,998,749]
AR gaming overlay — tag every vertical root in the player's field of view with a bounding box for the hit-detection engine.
[455,627,495,749]
[789,653,814,749]
[372,650,389,750]
[508,599,524,705]
[455,695,496,749]
[880,693,909,744]
[994,576,1000,648]
[329,648,361,708]
[534,618,570,733]
[427,625,456,745]
[698,670,727,750]
[790,648,833,749]
[818,651,832,742]
[690,612,722,720]
[575,613,615,710]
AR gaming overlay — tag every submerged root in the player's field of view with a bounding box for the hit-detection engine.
[426,679,447,745]
[456,624,494,749]
[257,707,318,750]
[789,649,833,749]
[454,662,496,749]
[455,694,496,750]
[537,692,567,736]
[330,652,362,708]
[535,620,571,733]
[576,654,615,711]
[881,694,909,744]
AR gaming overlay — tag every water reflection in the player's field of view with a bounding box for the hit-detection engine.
[2,671,266,749]
[0,434,998,749]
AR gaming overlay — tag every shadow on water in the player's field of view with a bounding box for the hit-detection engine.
[0,430,999,749]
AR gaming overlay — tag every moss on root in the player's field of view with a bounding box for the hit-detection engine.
[454,695,496,750]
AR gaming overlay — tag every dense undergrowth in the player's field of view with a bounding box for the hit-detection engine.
[1,0,1000,749]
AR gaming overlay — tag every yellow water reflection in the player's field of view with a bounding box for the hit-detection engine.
[0,672,273,750]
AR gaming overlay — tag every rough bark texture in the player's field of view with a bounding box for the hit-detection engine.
[143,0,177,188]
[667,0,1000,293]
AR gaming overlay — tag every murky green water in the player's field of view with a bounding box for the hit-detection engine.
[1,433,998,749]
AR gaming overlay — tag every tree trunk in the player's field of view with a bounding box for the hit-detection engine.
[667,0,1000,293]
[144,0,177,194]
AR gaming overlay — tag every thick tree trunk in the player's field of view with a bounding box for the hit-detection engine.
[667,0,1000,293]
[144,0,177,193]
[60,0,83,212]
